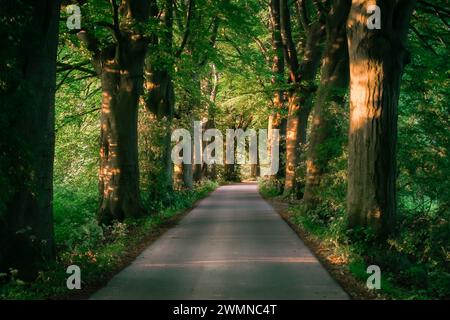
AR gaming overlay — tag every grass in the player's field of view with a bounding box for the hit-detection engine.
[258,179,449,300]
[0,180,218,300]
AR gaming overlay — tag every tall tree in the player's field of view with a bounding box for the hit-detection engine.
[346,0,416,236]
[202,64,219,180]
[77,0,150,223]
[268,0,286,183]
[303,0,351,206]
[0,0,59,280]
[180,14,219,188]
[280,0,326,196]
[144,0,179,192]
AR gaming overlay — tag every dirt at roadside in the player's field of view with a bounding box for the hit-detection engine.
[62,196,207,300]
[264,196,387,300]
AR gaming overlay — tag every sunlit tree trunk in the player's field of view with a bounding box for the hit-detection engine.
[203,64,219,180]
[78,1,151,223]
[346,0,415,236]
[206,64,220,180]
[280,0,325,196]
[303,0,351,206]
[0,0,59,280]
[269,0,286,183]
[98,47,146,223]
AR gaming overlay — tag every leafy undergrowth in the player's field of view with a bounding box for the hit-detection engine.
[259,178,450,300]
[0,180,218,300]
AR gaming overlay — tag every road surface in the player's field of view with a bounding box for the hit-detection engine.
[91,183,349,300]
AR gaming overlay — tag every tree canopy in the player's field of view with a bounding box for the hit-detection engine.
[0,0,449,299]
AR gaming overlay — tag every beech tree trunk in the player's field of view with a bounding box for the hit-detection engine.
[193,119,205,183]
[280,0,326,196]
[78,1,151,224]
[346,0,415,236]
[182,119,195,189]
[145,67,175,191]
[269,0,287,182]
[183,157,194,189]
[145,0,175,192]
[303,0,351,206]
[98,45,146,223]
[203,65,219,180]
[0,0,59,280]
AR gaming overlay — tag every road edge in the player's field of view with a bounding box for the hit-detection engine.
[260,193,383,300]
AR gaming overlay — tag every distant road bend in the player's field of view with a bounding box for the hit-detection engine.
[91,183,349,300]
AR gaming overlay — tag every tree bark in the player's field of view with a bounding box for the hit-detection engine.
[346,0,416,237]
[303,0,351,206]
[193,120,205,183]
[269,0,287,182]
[98,44,146,223]
[182,139,194,190]
[280,0,326,196]
[145,65,175,191]
[144,0,175,192]
[0,0,59,280]
[79,1,151,224]
[202,65,219,180]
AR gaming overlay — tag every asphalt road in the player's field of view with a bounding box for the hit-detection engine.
[91,183,349,300]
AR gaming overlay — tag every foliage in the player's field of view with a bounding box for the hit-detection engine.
[1,0,449,300]
[259,1,449,299]
[0,180,217,300]
[258,177,284,198]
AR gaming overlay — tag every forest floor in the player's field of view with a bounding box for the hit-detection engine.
[0,182,218,300]
[68,194,211,300]
[91,183,348,299]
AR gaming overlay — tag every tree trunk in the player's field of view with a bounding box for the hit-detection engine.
[280,0,326,196]
[182,163,194,189]
[98,45,146,223]
[269,0,286,182]
[0,0,59,280]
[303,0,351,206]
[193,120,205,182]
[182,119,195,189]
[203,64,219,180]
[250,148,260,179]
[145,67,175,191]
[83,1,152,224]
[203,118,217,180]
[346,0,415,237]
[224,138,238,181]
[144,0,175,192]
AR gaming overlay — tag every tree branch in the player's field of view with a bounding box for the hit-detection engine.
[56,61,97,76]
[280,0,300,83]
[110,0,122,43]
[175,0,194,57]
[418,0,450,17]
[296,0,309,31]
[56,106,102,132]
[410,24,438,55]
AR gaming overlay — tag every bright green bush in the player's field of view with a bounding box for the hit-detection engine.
[258,177,283,198]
